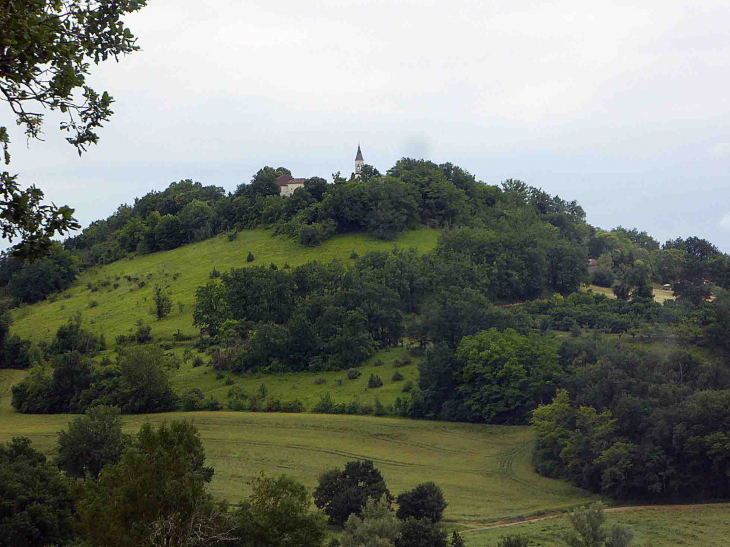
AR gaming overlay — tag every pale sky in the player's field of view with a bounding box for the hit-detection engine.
[5,0,730,251]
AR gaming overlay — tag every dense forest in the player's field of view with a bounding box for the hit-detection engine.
[3,158,730,505]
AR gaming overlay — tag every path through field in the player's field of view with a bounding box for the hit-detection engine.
[0,369,594,526]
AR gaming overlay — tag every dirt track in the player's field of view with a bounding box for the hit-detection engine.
[460,502,730,533]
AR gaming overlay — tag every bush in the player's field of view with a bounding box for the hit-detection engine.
[227,231,238,241]
[210,267,221,279]
[89,300,99,308]
[347,368,362,380]
[247,251,255,263]
[225,377,235,386]
[368,374,383,388]
[396,482,448,522]
[392,371,404,382]
[497,535,531,547]
[192,355,205,368]
[314,377,327,385]
[373,359,384,367]
[395,517,448,547]
[402,381,414,393]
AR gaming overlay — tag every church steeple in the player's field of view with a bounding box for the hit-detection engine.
[354,144,364,177]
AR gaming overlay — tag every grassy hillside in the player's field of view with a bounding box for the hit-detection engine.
[10,227,439,343]
[463,504,730,546]
[171,346,420,409]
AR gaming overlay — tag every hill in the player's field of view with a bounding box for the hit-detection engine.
[10,227,439,343]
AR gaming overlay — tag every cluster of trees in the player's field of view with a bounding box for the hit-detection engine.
[588,228,730,304]
[531,335,730,500]
[11,327,176,414]
[1,416,329,547]
[0,243,79,304]
[312,459,456,547]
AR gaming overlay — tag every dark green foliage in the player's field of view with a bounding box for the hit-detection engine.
[313,459,392,525]
[247,250,255,262]
[0,437,75,547]
[2,244,79,303]
[50,312,105,355]
[395,482,447,522]
[395,518,448,547]
[113,345,177,413]
[450,530,466,547]
[75,420,215,547]
[392,371,404,382]
[55,405,129,480]
[347,368,362,380]
[368,374,384,388]
[231,474,327,547]
[497,535,531,547]
[152,283,172,320]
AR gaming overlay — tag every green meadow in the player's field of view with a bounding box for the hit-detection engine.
[463,504,730,546]
[0,370,594,527]
[10,227,440,344]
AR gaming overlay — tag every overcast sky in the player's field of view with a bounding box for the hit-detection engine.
[5,0,730,251]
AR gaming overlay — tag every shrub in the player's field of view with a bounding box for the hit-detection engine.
[227,231,238,241]
[450,531,466,547]
[395,517,448,547]
[373,359,384,367]
[210,267,221,279]
[347,368,362,380]
[314,377,327,385]
[225,377,235,386]
[393,358,403,368]
[392,371,404,382]
[497,535,531,547]
[402,381,414,393]
[192,355,205,368]
[335,378,344,386]
[349,250,359,259]
[88,300,99,308]
[396,482,447,522]
[313,393,335,413]
[247,251,255,263]
[368,374,383,388]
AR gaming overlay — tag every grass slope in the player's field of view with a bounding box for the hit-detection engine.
[171,346,420,409]
[10,228,439,344]
[0,371,593,526]
[464,504,730,546]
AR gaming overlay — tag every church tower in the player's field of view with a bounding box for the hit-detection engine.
[354,144,364,178]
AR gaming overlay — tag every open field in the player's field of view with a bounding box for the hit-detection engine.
[463,503,730,546]
[0,370,593,527]
[10,227,440,344]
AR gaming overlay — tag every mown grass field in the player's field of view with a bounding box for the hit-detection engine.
[463,504,730,546]
[10,227,440,344]
[0,370,593,527]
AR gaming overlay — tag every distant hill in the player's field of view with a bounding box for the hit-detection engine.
[10,227,439,343]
